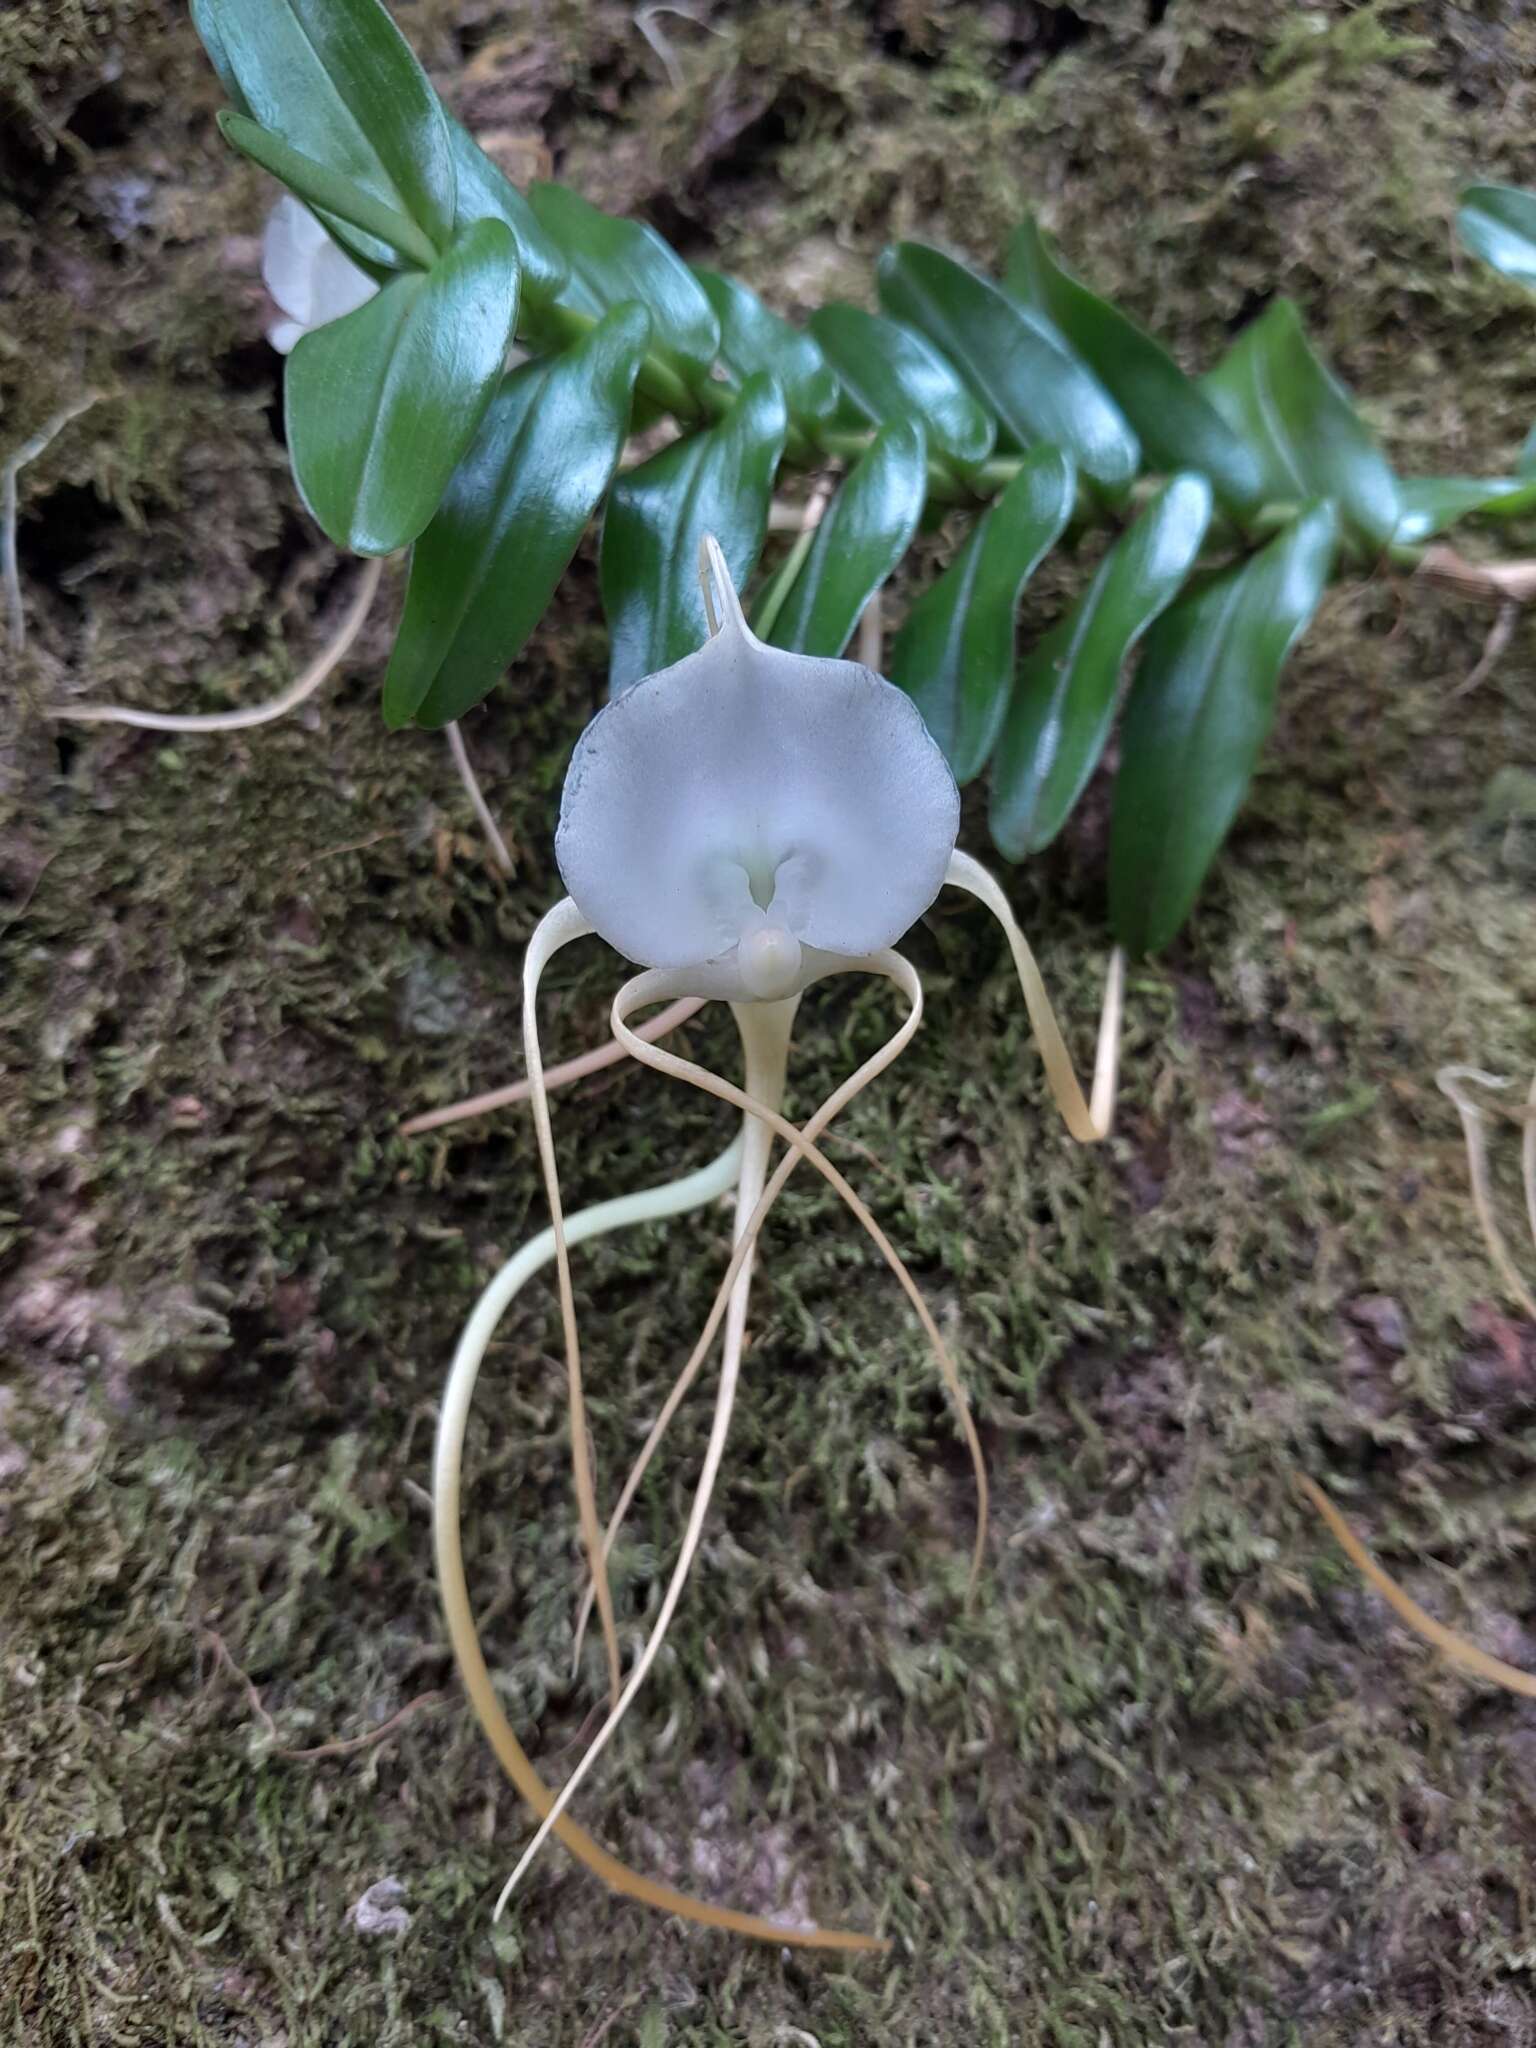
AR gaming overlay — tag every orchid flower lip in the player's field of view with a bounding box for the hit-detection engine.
[555,536,960,1000]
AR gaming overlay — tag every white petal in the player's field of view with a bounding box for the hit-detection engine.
[262,195,325,327]
[308,237,380,327]
[265,317,308,355]
[556,556,959,972]
[261,196,379,342]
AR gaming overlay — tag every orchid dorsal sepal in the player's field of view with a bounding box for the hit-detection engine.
[554,533,961,1002]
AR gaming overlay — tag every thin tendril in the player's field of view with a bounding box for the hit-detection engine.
[398,998,706,1138]
[571,967,988,1667]
[497,960,936,1915]
[1299,1068,1536,1699]
[445,720,515,875]
[1293,1474,1536,1698]
[610,959,989,1601]
[522,901,624,1708]
[945,850,1123,1143]
[1436,1066,1536,1320]
[432,1132,883,1948]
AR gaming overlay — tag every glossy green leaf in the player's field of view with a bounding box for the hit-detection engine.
[877,241,1139,494]
[693,270,840,427]
[444,114,566,308]
[766,418,929,658]
[386,305,650,729]
[529,182,719,383]
[1109,504,1338,954]
[1003,218,1265,517]
[1200,300,1400,551]
[1392,474,1536,543]
[192,0,453,251]
[1458,184,1536,291]
[807,303,995,468]
[600,373,788,693]
[989,472,1213,859]
[219,112,435,268]
[891,446,1076,781]
[286,218,519,556]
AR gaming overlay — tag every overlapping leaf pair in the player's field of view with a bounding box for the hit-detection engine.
[193,0,1535,952]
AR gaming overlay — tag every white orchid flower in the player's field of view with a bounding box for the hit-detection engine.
[433,535,1125,1952]
[261,194,379,355]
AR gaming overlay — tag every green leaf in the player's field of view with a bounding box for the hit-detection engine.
[528,182,719,383]
[219,112,435,268]
[387,305,650,729]
[1458,183,1536,292]
[766,418,929,658]
[989,472,1213,859]
[444,114,566,309]
[807,303,995,468]
[877,242,1139,494]
[1003,218,1266,518]
[1109,504,1338,954]
[600,373,789,693]
[693,270,841,427]
[286,218,519,556]
[192,0,454,251]
[1200,300,1400,552]
[891,446,1076,781]
[1393,474,1536,544]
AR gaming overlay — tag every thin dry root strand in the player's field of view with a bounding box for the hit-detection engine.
[1294,1473,1536,1699]
[48,555,384,731]
[399,998,706,1138]
[433,1132,882,1949]
[1436,1066,1536,1321]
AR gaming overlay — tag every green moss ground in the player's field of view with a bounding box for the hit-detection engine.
[3,3,1536,2041]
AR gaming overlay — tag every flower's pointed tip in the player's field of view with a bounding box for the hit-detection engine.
[696,531,752,643]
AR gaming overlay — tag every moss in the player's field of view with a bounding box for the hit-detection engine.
[3,4,1536,2044]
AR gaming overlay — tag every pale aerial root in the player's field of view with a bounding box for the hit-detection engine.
[945,850,1123,1144]
[499,958,941,1919]
[522,901,625,1707]
[572,957,988,1668]
[1293,1474,1536,1700]
[445,720,514,876]
[1297,1067,1536,1699]
[431,1131,884,1950]
[399,997,705,1139]
[1436,1066,1536,1321]
[47,555,383,731]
